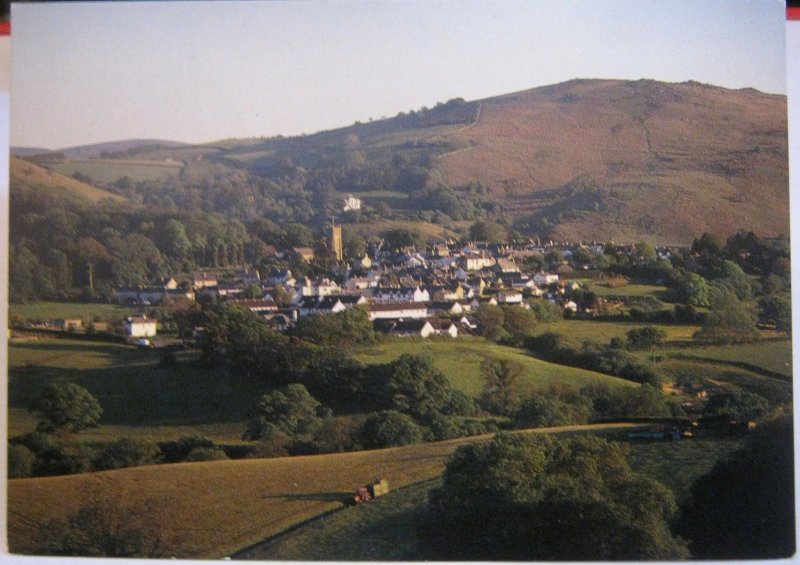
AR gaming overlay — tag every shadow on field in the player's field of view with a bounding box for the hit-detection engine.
[8,358,265,427]
[262,492,352,503]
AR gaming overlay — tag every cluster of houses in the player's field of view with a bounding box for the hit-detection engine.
[112,241,618,339]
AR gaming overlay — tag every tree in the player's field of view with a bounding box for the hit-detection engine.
[676,418,794,558]
[29,383,103,433]
[479,358,529,416]
[703,389,770,422]
[626,326,666,349]
[7,444,35,478]
[693,295,759,344]
[418,433,688,560]
[244,384,326,440]
[513,394,589,428]
[382,354,453,418]
[501,306,537,343]
[469,221,506,243]
[76,237,109,293]
[39,491,172,558]
[677,272,710,307]
[359,410,424,448]
[475,304,505,340]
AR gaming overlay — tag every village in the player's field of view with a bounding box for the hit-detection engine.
[25,221,685,343]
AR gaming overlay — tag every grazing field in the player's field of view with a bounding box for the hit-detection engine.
[237,436,747,561]
[49,159,183,184]
[355,337,636,396]
[7,338,261,439]
[660,340,793,379]
[532,319,700,346]
[10,302,144,324]
[589,283,670,299]
[6,423,638,559]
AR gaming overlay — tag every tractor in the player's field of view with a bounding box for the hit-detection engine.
[352,478,389,504]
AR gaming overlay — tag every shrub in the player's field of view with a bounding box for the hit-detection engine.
[159,436,216,463]
[8,444,35,478]
[93,438,160,471]
[626,326,666,349]
[360,410,425,448]
[183,447,229,462]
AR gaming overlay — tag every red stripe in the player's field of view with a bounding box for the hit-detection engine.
[788,7,800,20]
[0,22,10,36]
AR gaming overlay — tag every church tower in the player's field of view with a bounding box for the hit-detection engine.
[331,219,343,262]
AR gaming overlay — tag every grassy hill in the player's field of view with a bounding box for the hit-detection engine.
[10,157,126,203]
[6,423,638,559]
[355,337,636,396]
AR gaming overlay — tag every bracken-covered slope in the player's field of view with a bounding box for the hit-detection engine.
[10,156,126,203]
[436,79,788,243]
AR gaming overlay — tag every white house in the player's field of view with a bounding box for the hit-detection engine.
[534,273,560,285]
[124,316,157,337]
[368,302,429,320]
[343,194,362,212]
[498,291,524,304]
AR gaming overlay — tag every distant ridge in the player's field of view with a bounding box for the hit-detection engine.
[12,138,191,159]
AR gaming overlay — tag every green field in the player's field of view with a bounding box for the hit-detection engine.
[589,283,670,299]
[7,338,261,441]
[659,340,793,379]
[355,337,636,396]
[532,319,700,346]
[50,159,183,184]
[10,302,144,324]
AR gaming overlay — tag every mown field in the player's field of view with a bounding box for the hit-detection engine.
[355,337,636,396]
[588,283,670,299]
[49,159,183,184]
[6,423,639,559]
[235,436,748,561]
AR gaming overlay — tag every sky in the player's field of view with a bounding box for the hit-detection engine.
[10,0,788,149]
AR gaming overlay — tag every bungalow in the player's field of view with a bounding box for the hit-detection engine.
[230,269,261,285]
[124,316,157,338]
[368,302,429,321]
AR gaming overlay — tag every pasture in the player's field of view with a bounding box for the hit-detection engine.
[49,159,183,184]
[10,302,145,324]
[659,340,793,379]
[6,423,639,559]
[355,337,636,396]
[532,319,700,346]
[7,337,261,441]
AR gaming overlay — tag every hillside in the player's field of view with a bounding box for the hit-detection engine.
[7,423,637,559]
[15,79,788,244]
[10,157,126,203]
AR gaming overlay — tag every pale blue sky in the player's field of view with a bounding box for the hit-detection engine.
[11,0,787,149]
